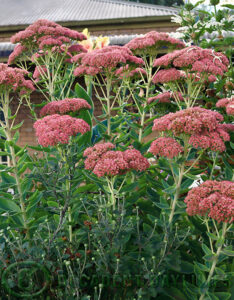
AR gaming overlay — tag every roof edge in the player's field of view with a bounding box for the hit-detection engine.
[93,0,180,12]
[0,15,175,32]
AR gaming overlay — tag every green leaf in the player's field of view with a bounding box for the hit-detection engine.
[202,244,213,255]
[1,172,16,185]
[164,184,176,195]
[73,183,97,195]
[75,83,94,113]
[207,232,218,241]
[13,130,19,143]
[120,182,138,193]
[214,292,231,300]
[0,127,6,138]
[194,262,210,272]
[11,121,24,130]
[0,191,13,200]
[221,4,234,9]
[0,198,21,213]
[222,249,234,257]
[53,214,60,225]
[77,110,92,145]
[181,178,194,190]
[0,151,9,156]
[155,202,170,209]
[47,201,59,208]
[194,264,206,286]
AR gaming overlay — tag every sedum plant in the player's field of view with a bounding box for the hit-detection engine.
[0,17,233,300]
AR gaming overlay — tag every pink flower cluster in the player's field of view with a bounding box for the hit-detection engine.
[11,19,86,48]
[73,46,144,76]
[0,63,35,95]
[84,143,150,177]
[125,31,185,55]
[154,46,229,77]
[153,68,185,84]
[8,44,28,65]
[149,137,184,159]
[216,97,234,116]
[152,107,230,152]
[40,98,91,117]
[34,114,90,147]
[33,65,47,82]
[184,180,234,223]
[147,91,184,104]
[8,20,86,64]
[115,65,147,79]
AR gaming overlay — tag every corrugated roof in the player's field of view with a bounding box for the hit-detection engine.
[0,0,178,27]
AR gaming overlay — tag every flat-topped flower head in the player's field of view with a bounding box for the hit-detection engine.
[0,63,35,95]
[73,46,144,76]
[125,31,185,56]
[152,68,185,84]
[123,148,150,171]
[147,91,184,104]
[154,46,229,77]
[10,19,86,55]
[184,180,234,223]
[40,98,91,117]
[152,107,229,152]
[216,97,234,116]
[84,142,115,170]
[149,137,184,159]
[153,107,223,134]
[84,144,149,177]
[93,151,129,177]
[34,114,90,147]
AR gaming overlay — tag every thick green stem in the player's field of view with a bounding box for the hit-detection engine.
[138,102,147,143]
[199,222,228,300]
[2,94,29,238]
[68,206,72,243]
[138,56,153,143]
[107,177,116,210]
[168,163,185,225]
[106,77,112,136]
[64,155,72,243]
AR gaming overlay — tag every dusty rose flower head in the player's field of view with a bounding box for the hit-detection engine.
[73,46,143,76]
[123,148,150,171]
[93,151,129,177]
[154,46,228,77]
[147,91,184,104]
[8,44,28,65]
[40,98,91,117]
[152,68,185,84]
[125,31,185,55]
[184,180,234,223]
[152,107,229,152]
[84,144,149,177]
[0,63,35,95]
[149,137,184,159]
[216,97,234,116]
[84,142,115,170]
[33,65,47,82]
[34,114,90,147]
[10,19,86,52]
[219,123,234,132]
